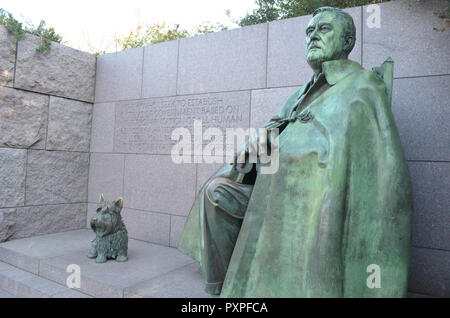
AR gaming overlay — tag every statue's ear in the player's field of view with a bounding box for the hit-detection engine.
[114,198,123,210]
[344,35,355,53]
[99,193,105,203]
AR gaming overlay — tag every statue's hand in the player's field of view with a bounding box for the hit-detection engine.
[232,128,269,169]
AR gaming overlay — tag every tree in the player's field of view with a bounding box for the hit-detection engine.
[234,0,391,26]
[114,21,228,51]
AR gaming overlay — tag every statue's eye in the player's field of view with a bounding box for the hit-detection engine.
[306,28,314,36]
[320,25,331,32]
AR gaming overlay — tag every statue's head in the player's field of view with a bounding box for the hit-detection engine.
[305,7,356,73]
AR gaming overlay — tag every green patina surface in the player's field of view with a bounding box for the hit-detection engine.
[178,7,413,297]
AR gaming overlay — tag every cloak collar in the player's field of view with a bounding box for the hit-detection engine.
[297,59,363,99]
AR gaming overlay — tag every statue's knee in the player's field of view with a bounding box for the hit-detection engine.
[205,178,226,205]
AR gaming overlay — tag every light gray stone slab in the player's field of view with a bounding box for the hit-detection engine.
[409,162,450,251]
[88,153,124,203]
[124,262,209,298]
[10,203,87,240]
[408,247,450,297]
[0,229,92,258]
[122,208,170,246]
[0,261,79,297]
[142,40,178,98]
[0,25,16,88]
[90,102,115,153]
[39,237,194,298]
[170,215,187,248]
[14,33,96,102]
[0,208,16,242]
[0,148,26,207]
[95,48,144,103]
[267,7,361,88]
[94,52,116,103]
[114,90,251,155]
[115,47,143,101]
[25,150,89,205]
[392,76,450,161]
[123,155,196,216]
[0,86,49,149]
[250,86,300,129]
[0,246,39,274]
[363,0,450,78]
[46,96,93,152]
[177,24,267,94]
[0,263,38,295]
[0,229,93,274]
[0,289,14,298]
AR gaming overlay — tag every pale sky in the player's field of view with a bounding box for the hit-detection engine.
[1,0,257,53]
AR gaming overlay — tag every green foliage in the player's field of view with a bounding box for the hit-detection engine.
[0,8,25,41]
[114,21,228,51]
[29,20,63,53]
[234,0,390,26]
[0,8,62,53]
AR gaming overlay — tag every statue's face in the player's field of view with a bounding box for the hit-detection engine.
[305,11,347,70]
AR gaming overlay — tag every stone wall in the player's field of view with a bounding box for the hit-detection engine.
[0,26,96,241]
[90,0,449,297]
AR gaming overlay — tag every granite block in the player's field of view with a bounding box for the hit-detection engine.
[123,155,196,216]
[177,24,267,94]
[15,33,96,102]
[0,148,27,207]
[88,153,124,203]
[124,262,209,298]
[46,96,93,152]
[142,40,178,98]
[115,47,143,101]
[363,0,450,77]
[392,76,450,161]
[0,25,16,88]
[10,203,87,240]
[0,86,49,149]
[114,91,251,155]
[409,162,450,251]
[90,102,116,153]
[26,150,89,205]
[408,247,450,297]
[122,208,170,246]
[94,52,117,103]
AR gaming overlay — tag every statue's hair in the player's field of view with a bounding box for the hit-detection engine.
[313,6,356,56]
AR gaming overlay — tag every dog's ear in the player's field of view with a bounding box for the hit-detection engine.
[114,198,123,211]
[99,193,105,203]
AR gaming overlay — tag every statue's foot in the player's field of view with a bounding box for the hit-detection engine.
[116,255,127,262]
[87,252,97,259]
[96,255,107,263]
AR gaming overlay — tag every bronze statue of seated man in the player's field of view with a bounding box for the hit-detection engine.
[178,6,413,298]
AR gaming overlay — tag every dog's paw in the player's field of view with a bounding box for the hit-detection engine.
[96,255,107,263]
[116,255,127,262]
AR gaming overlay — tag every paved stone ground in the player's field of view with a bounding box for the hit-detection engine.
[0,229,210,298]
